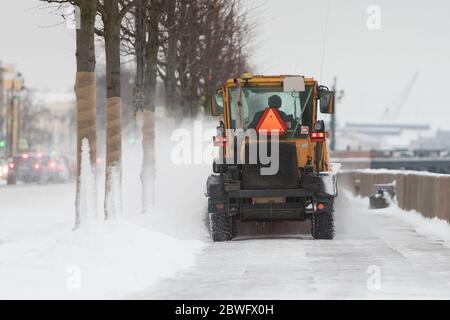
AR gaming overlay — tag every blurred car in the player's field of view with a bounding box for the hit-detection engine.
[59,155,77,181]
[38,156,71,184]
[0,159,8,180]
[6,153,41,184]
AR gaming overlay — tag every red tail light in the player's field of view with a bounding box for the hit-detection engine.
[8,163,15,169]
[213,136,227,147]
[49,162,56,169]
[22,153,29,160]
[317,203,325,210]
[311,132,325,142]
[34,163,40,170]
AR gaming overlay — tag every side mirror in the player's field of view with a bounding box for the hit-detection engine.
[319,89,335,114]
[210,91,224,116]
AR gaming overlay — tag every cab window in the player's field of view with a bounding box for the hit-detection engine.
[228,86,314,136]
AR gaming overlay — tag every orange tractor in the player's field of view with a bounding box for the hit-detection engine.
[206,74,338,241]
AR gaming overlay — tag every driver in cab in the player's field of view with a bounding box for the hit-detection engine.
[248,95,289,129]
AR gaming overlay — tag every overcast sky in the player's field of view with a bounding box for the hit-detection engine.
[1,0,450,129]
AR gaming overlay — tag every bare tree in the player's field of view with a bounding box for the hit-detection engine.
[158,0,252,119]
[97,0,135,219]
[42,0,253,223]
[42,0,99,227]
[141,0,162,211]
[133,0,146,114]
[121,0,161,212]
[71,0,99,227]
[162,0,178,116]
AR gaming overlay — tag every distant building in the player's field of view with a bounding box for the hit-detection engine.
[26,89,76,156]
[337,122,432,151]
[0,63,25,157]
[410,130,450,150]
[0,62,75,157]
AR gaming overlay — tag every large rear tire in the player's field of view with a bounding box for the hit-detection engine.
[311,199,335,240]
[7,176,16,185]
[209,212,233,242]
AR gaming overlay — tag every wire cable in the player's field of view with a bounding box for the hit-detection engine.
[319,0,331,83]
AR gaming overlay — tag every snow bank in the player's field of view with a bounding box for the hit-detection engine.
[352,168,450,177]
[343,190,450,243]
[0,117,215,299]
[0,219,204,299]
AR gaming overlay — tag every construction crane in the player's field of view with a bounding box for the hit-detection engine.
[381,71,419,120]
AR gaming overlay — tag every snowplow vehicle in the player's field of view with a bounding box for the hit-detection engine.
[206,74,339,241]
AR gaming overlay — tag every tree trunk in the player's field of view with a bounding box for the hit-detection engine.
[133,0,146,115]
[103,0,122,220]
[141,0,161,212]
[164,0,177,116]
[74,0,97,228]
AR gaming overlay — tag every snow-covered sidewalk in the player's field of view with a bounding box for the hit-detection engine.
[134,191,450,299]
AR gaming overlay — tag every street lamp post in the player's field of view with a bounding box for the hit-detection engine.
[330,77,345,152]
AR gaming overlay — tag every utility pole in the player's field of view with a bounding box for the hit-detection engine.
[330,77,344,152]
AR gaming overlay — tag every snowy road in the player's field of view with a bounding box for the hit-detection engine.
[133,193,450,299]
[2,180,450,299]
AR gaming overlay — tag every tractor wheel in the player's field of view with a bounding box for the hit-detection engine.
[311,200,335,240]
[209,212,233,242]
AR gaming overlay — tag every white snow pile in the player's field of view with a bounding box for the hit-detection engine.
[0,119,214,299]
[352,168,450,177]
[0,219,203,299]
[320,162,341,196]
[346,190,450,243]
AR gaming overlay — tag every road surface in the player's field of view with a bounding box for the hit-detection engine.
[2,182,450,299]
[132,193,450,299]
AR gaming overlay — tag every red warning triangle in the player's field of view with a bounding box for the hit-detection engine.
[256,107,287,135]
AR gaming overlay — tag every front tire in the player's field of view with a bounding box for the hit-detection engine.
[209,212,233,241]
